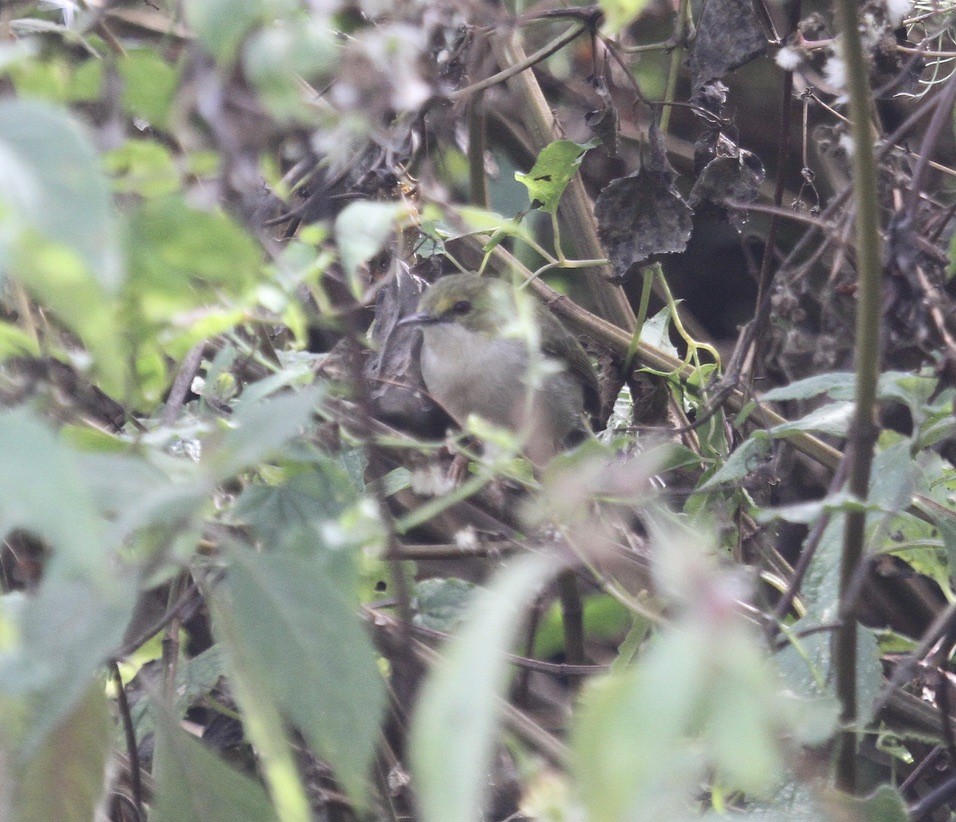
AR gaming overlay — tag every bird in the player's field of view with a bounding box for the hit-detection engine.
[398,273,601,466]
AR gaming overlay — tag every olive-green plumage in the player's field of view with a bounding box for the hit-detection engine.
[401,274,599,465]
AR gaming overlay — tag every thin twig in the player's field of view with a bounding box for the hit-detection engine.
[466,90,490,208]
[449,24,588,102]
[162,343,205,426]
[110,660,144,820]
[557,569,587,667]
[406,618,608,676]
[113,582,201,661]
[748,3,800,389]
[769,456,850,631]
[368,608,570,766]
[902,69,956,228]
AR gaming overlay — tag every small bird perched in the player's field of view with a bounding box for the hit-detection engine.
[399,273,601,466]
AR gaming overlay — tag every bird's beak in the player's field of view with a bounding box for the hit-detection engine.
[397,311,438,327]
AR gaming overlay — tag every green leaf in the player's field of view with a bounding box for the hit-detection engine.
[0,98,121,291]
[0,39,38,77]
[450,206,535,247]
[0,321,40,359]
[740,781,905,821]
[600,0,652,35]
[334,201,406,285]
[152,703,278,822]
[697,432,770,492]
[218,541,385,806]
[573,629,709,821]
[752,491,859,525]
[795,517,845,622]
[124,195,261,324]
[243,19,336,119]
[186,0,269,64]
[12,683,111,822]
[825,784,908,821]
[940,516,956,582]
[413,578,476,631]
[0,572,136,754]
[9,55,103,104]
[410,554,559,822]
[769,401,855,437]
[104,139,181,198]
[0,409,105,574]
[515,139,595,215]
[869,440,916,513]
[761,372,856,402]
[762,370,930,407]
[202,385,326,481]
[230,461,354,548]
[639,306,679,359]
[0,415,150,731]
[950,225,956,279]
[117,48,179,129]
[12,238,126,395]
[533,594,633,661]
[73,451,206,547]
[209,588,313,822]
[854,625,884,727]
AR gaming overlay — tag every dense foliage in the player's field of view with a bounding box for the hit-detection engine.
[1,0,955,820]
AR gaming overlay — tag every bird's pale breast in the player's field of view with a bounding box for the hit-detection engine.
[420,323,585,464]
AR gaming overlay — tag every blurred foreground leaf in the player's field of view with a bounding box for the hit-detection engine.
[214,536,385,806]
[153,703,277,822]
[410,554,559,822]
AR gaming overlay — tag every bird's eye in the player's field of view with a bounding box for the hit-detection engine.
[452,300,471,315]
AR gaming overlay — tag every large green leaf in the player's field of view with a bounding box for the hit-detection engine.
[230,460,354,548]
[0,409,104,574]
[827,785,908,821]
[124,195,261,324]
[0,572,136,754]
[210,587,313,822]
[574,522,838,820]
[216,540,385,805]
[0,98,121,291]
[0,100,126,393]
[152,704,278,822]
[739,781,908,821]
[11,682,111,822]
[117,48,179,129]
[12,240,126,395]
[410,554,559,822]
[0,412,138,753]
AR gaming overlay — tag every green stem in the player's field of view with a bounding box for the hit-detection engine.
[658,0,691,135]
[624,267,655,373]
[655,268,721,367]
[832,0,885,794]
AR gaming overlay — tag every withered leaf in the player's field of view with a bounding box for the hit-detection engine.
[689,150,765,231]
[595,128,692,278]
[689,0,767,94]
